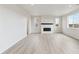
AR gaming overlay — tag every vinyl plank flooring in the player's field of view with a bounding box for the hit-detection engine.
[3,33,79,54]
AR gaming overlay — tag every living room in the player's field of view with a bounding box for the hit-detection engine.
[0,4,79,54]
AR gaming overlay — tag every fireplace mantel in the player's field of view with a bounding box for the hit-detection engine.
[41,23,54,34]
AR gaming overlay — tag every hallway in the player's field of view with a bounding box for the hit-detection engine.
[3,33,79,54]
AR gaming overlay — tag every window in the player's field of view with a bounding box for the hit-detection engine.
[67,15,74,28]
[67,12,79,28]
[55,18,59,27]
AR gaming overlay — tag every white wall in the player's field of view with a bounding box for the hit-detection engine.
[30,16,41,34]
[54,17,62,33]
[40,16,55,33]
[62,15,79,40]
[30,16,62,34]
[27,16,32,34]
[0,6,29,53]
[30,16,55,34]
[41,16,62,33]
[40,16,54,23]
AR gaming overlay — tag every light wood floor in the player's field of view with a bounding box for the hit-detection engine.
[3,33,79,54]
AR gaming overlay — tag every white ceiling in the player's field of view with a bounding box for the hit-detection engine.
[21,4,79,16]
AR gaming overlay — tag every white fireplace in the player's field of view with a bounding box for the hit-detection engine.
[41,23,54,34]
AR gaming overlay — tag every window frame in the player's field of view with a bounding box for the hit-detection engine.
[67,12,79,29]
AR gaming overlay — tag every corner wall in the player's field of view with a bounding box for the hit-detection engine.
[0,5,30,53]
